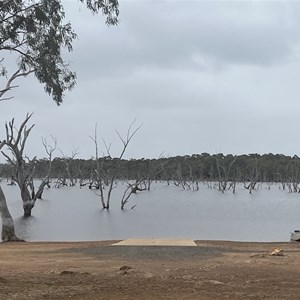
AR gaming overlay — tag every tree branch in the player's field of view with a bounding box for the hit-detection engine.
[115,119,143,159]
[0,69,34,100]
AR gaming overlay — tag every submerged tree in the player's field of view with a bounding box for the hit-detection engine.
[2,114,57,216]
[90,121,142,209]
[34,136,57,199]
[215,154,236,193]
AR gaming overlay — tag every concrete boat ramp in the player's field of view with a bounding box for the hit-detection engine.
[112,238,197,247]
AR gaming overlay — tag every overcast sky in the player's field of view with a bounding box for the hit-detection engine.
[2,0,300,161]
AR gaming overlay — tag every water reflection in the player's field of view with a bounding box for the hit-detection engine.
[1,182,300,242]
[15,216,38,241]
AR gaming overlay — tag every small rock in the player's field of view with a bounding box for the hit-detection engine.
[119,265,133,271]
[60,270,75,275]
[118,266,135,276]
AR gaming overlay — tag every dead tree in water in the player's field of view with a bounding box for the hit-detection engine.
[139,158,164,191]
[58,149,79,187]
[173,163,192,190]
[215,155,236,193]
[2,114,54,216]
[2,114,36,216]
[284,160,300,193]
[34,136,57,199]
[121,179,146,209]
[90,121,142,209]
[243,157,260,194]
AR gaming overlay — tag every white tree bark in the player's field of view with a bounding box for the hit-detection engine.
[0,185,22,242]
[0,140,22,241]
[3,114,36,216]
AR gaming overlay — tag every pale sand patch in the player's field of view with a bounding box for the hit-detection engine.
[112,238,197,246]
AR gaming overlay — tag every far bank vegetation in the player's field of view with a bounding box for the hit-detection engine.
[1,152,300,195]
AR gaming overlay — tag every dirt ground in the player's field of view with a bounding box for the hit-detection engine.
[1,240,300,299]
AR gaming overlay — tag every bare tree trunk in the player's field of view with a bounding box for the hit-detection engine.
[121,180,146,209]
[0,140,22,241]
[33,136,56,199]
[2,114,36,216]
[20,185,34,217]
[216,155,236,193]
[0,185,23,242]
[35,178,49,200]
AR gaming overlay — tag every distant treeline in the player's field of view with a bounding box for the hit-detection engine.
[0,153,299,184]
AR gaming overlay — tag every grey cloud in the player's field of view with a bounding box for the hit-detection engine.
[68,0,300,83]
[2,1,300,162]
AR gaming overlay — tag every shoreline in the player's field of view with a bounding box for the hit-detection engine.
[0,239,295,244]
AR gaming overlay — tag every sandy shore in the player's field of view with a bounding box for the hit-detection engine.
[0,240,300,299]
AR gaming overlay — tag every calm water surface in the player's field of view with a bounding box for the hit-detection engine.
[1,182,300,242]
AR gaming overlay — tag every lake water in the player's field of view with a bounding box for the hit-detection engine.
[1,182,300,242]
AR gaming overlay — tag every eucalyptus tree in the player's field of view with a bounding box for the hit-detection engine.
[0,0,119,103]
[0,0,119,240]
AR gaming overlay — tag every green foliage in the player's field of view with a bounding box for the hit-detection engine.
[0,0,119,104]
[1,153,299,184]
[79,0,119,24]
